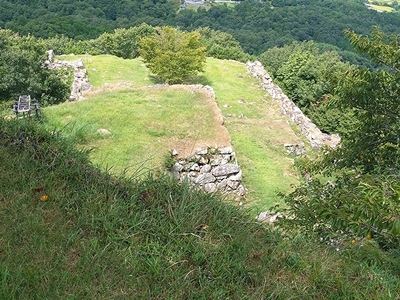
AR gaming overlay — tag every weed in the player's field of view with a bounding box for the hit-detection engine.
[162,151,176,170]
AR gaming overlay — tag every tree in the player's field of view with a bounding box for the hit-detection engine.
[336,27,400,172]
[261,42,353,134]
[138,26,206,84]
[0,30,70,104]
[280,28,400,249]
[258,41,314,77]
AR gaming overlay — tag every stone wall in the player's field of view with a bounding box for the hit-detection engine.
[167,85,245,198]
[170,146,246,198]
[246,61,340,149]
[46,50,92,101]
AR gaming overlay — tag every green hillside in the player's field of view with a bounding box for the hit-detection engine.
[1,37,400,300]
[1,2,400,297]
[1,103,399,299]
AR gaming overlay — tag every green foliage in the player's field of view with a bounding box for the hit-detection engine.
[276,50,321,109]
[0,30,70,104]
[162,151,176,170]
[258,41,315,77]
[42,35,89,55]
[280,28,400,250]
[281,171,400,248]
[0,0,177,40]
[308,102,359,138]
[196,27,253,62]
[260,41,355,134]
[139,26,206,84]
[3,0,400,60]
[176,0,400,55]
[275,50,347,110]
[93,24,157,59]
[336,28,400,172]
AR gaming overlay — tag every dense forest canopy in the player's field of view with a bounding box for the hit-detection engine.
[1,0,399,54]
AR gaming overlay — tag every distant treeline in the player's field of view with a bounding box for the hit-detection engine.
[1,0,399,54]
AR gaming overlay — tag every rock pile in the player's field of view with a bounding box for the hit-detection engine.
[246,61,340,149]
[170,146,246,197]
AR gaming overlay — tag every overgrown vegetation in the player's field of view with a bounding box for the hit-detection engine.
[1,116,399,299]
[0,30,71,105]
[259,40,360,136]
[1,0,400,56]
[280,27,400,251]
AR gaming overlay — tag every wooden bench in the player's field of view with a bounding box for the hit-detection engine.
[13,95,41,120]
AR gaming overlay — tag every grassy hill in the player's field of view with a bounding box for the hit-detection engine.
[1,116,399,299]
[44,55,303,209]
[1,54,400,298]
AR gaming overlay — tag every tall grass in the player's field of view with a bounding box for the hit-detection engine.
[1,118,399,299]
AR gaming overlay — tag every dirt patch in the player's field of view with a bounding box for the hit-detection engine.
[143,84,232,158]
[77,83,133,99]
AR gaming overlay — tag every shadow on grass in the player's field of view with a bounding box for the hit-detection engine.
[148,74,165,85]
[148,74,213,86]
[185,75,213,86]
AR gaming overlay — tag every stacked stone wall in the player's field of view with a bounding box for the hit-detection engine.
[246,61,340,149]
[170,146,246,198]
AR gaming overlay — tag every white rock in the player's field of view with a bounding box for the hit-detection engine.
[195,173,216,185]
[96,128,111,135]
[204,183,218,193]
[218,146,233,154]
[212,163,240,177]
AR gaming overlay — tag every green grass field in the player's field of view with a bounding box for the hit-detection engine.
[2,51,400,299]
[45,87,224,175]
[57,54,153,87]
[45,55,304,209]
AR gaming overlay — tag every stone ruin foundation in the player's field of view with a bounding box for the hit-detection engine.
[169,146,246,198]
